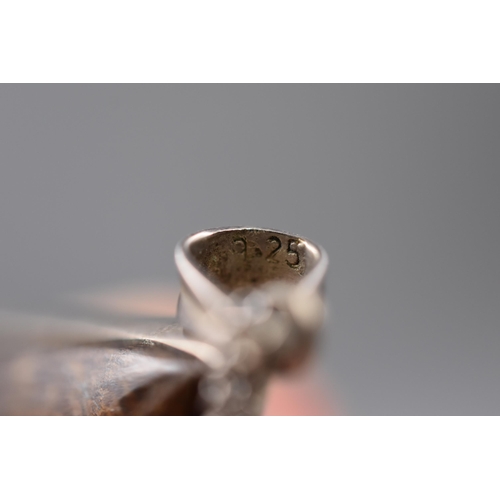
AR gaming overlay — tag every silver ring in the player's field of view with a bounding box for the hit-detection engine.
[175,227,328,415]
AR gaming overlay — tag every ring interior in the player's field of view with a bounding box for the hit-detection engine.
[187,228,319,292]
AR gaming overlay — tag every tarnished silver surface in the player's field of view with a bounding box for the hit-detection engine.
[175,227,328,415]
[0,227,327,416]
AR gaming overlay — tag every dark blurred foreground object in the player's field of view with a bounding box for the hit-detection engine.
[0,227,330,416]
[0,313,204,416]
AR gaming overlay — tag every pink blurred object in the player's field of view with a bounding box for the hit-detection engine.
[264,367,338,416]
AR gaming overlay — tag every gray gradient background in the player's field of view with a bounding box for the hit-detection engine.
[1,84,499,415]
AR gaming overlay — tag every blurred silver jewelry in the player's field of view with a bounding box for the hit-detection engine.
[175,227,328,415]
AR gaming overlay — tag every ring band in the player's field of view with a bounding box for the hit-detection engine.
[174,227,328,414]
